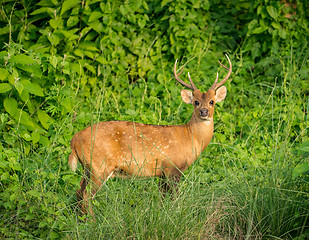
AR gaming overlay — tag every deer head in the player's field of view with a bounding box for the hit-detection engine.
[174,54,232,122]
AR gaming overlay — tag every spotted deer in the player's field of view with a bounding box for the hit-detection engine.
[69,54,232,215]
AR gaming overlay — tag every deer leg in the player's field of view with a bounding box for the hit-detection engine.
[159,171,182,195]
[89,166,115,197]
[79,171,101,217]
[85,168,115,217]
[76,168,91,216]
[76,177,87,211]
[76,167,102,217]
[76,166,115,218]
[159,175,169,196]
[166,174,181,195]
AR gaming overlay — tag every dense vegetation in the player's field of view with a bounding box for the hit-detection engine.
[0,0,308,239]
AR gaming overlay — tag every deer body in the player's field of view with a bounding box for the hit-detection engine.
[69,55,232,215]
[69,118,213,178]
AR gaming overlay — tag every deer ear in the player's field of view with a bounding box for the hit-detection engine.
[215,86,227,103]
[181,89,193,104]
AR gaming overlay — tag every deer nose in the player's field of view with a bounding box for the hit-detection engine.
[200,108,209,117]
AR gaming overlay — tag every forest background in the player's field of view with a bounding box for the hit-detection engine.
[0,0,308,239]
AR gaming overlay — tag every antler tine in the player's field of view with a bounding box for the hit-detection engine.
[218,60,229,70]
[174,60,197,90]
[210,72,219,90]
[214,54,232,90]
[188,72,198,90]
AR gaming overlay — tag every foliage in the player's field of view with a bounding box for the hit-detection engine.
[0,0,308,239]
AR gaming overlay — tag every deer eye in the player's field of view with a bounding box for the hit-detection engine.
[194,100,200,106]
[209,100,214,105]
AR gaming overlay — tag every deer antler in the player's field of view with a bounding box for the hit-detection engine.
[174,60,198,91]
[210,54,232,90]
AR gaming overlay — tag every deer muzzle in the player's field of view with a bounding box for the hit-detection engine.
[200,108,209,118]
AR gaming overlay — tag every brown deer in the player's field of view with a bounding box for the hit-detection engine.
[69,54,232,215]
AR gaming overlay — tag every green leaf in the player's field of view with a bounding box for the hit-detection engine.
[88,10,103,22]
[126,109,137,116]
[292,163,309,179]
[4,98,18,117]
[299,140,309,152]
[10,55,37,65]
[19,110,35,129]
[271,22,281,30]
[9,157,21,171]
[27,190,41,198]
[0,83,12,93]
[32,130,41,144]
[70,62,84,75]
[50,55,57,68]
[1,172,9,181]
[279,28,287,39]
[60,98,73,112]
[12,68,19,79]
[87,20,104,33]
[67,16,79,28]
[61,0,80,16]
[85,63,96,74]
[21,131,32,141]
[161,0,172,7]
[95,56,106,64]
[266,6,278,20]
[3,98,34,129]
[252,26,266,34]
[16,64,43,78]
[14,81,24,95]
[0,26,10,36]
[78,41,100,52]
[138,18,146,28]
[37,0,58,7]
[30,7,54,15]
[0,68,9,81]
[50,18,63,29]
[48,33,61,46]
[119,5,128,16]
[20,89,30,103]
[20,80,44,97]
[39,135,50,146]
[37,109,53,129]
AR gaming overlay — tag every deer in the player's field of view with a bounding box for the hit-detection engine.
[69,54,232,215]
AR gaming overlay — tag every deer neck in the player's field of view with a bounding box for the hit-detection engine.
[185,114,214,152]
